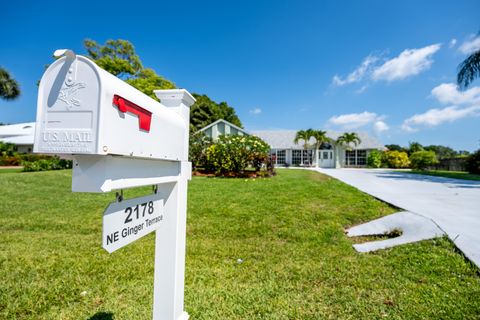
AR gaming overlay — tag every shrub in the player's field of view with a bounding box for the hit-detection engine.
[465,149,480,174]
[205,135,270,175]
[189,132,212,170]
[0,156,21,166]
[0,142,16,157]
[367,150,383,168]
[382,150,410,168]
[22,156,72,172]
[410,150,438,170]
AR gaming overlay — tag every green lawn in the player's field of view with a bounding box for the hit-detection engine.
[409,170,480,181]
[0,167,22,174]
[0,169,479,319]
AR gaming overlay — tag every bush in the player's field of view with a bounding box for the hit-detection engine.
[205,135,270,175]
[382,150,410,168]
[410,150,438,170]
[465,149,480,174]
[189,132,212,170]
[22,156,72,172]
[367,150,383,168]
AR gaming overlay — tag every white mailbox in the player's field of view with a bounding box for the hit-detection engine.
[33,49,195,320]
[34,49,192,161]
[34,49,195,192]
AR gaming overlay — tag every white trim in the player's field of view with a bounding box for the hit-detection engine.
[196,119,248,135]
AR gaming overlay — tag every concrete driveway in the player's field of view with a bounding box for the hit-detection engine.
[314,168,480,267]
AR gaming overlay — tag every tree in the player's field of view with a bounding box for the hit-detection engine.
[0,67,20,101]
[465,149,480,174]
[457,34,480,90]
[336,132,361,150]
[385,144,407,153]
[83,39,175,100]
[294,129,313,150]
[126,68,175,100]
[83,39,242,132]
[189,94,242,132]
[408,141,424,155]
[311,130,331,150]
[84,39,143,79]
[424,145,457,160]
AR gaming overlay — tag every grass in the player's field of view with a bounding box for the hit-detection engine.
[0,167,22,174]
[0,169,479,319]
[409,169,480,181]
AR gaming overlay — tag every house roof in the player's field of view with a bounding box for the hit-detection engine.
[250,130,384,150]
[197,119,248,135]
[0,122,35,145]
[0,122,35,138]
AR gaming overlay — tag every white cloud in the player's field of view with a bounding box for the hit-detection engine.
[332,55,379,86]
[458,35,480,54]
[373,120,389,133]
[431,83,480,105]
[249,108,262,115]
[449,38,457,48]
[328,111,388,134]
[332,44,441,88]
[402,105,480,132]
[402,83,480,132]
[372,44,441,82]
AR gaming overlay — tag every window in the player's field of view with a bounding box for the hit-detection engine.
[271,149,286,165]
[356,150,367,166]
[303,150,313,165]
[345,150,367,166]
[345,150,356,166]
[292,150,302,165]
[292,149,313,165]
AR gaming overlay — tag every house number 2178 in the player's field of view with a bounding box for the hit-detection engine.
[124,201,154,224]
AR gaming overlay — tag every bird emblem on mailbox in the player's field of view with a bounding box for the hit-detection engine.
[57,81,86,107]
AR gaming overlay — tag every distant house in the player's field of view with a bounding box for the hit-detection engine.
[0,122,35,153]
[196,119,248,140]
[251,130,384,168]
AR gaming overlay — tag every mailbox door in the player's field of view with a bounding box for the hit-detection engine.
[34,56,100,155]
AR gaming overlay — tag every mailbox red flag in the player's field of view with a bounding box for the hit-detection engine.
[113,95,152,132]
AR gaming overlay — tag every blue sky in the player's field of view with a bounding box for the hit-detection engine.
[1,0,479,150]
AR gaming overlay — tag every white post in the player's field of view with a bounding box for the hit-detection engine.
[152,89,195,320]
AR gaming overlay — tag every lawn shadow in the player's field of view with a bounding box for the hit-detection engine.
[88,311,114,320]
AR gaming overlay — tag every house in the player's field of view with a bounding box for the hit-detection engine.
[250,130,384,168]
[0,122,35,153]
[196,119,248,140]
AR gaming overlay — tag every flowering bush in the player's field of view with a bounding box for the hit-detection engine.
[189,131,212,169]
[205,135,270,175]
[382,150,410,168]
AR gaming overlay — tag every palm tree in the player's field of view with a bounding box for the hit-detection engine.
[294,129,312,150]
[311,130,331,167]
[294,129,314,165]
[337,132,362,166]
[336,132,361,150]
[457,41,480,90]
[0,67,21,101]
[311,130,331,150]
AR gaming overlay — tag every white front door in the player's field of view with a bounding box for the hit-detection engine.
[319,150,334,168]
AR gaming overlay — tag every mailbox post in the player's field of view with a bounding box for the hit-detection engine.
[34,49,195,320]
